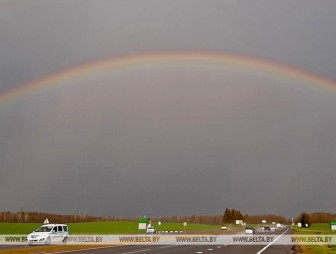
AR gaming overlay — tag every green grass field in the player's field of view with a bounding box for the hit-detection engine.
[292,223,335,234]
[0,223,41,234]
[151,222,221,232]
[292,223,336,254]
[308,223,335,233]
[0,221,222,235]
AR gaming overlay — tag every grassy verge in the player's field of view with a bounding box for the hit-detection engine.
[292,223,336,254]
[300,245,336,254]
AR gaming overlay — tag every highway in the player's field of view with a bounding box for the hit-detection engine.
[51,228,298,254]
[50,244,298,254]
[0,244,298,254]
[0,228,299,253]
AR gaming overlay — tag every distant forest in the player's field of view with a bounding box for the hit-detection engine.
[1,210,335,225]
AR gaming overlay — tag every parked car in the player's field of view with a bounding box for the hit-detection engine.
[27,224,68,245]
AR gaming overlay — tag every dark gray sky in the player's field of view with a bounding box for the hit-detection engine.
[0,0,335,218]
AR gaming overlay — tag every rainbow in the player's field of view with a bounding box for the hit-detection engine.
[1,52,335,103]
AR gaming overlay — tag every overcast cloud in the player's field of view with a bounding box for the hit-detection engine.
[0,0,335,218]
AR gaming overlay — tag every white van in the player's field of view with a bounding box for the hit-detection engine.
[27,224,69,245]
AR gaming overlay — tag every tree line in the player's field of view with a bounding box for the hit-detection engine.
[221,208,290,224]
[0,211,128,223]
[1,210,335,225]
[154,215,222,225]
[295,212,336,226]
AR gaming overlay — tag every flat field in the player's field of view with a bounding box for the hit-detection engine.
[293,223,334,234]
[0,221,221,234]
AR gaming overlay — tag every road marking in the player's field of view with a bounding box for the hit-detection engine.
[159,246,174,249]
[121,248,153,254]
[50,246,119,254]
[196,252,203,254]
[256,229,289,254]
[207,248,213,250]
[121,246,175,254]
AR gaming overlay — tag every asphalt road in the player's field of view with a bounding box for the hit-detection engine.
[0,228,299,254]
[49,228,298,254]
[47,243,297,254]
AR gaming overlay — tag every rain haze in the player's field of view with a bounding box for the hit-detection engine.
[0,0,335,218]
